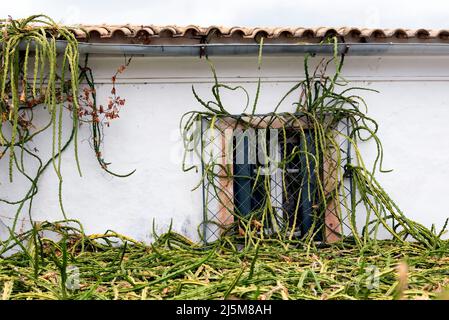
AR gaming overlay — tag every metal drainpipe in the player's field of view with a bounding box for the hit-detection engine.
[11,41,449,56]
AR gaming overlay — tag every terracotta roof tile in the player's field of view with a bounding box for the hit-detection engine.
[68,25,449,44]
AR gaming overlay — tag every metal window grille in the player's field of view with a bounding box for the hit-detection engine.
[199,113,354,244]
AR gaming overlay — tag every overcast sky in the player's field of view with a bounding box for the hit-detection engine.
[2,0,449,28]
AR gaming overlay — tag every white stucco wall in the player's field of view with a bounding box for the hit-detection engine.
[1,54,449,242]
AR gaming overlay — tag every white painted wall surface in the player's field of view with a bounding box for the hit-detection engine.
[1,55,449,242]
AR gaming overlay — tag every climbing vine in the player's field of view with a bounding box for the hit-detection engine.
[0,15,133,255]
[181,38,448,249]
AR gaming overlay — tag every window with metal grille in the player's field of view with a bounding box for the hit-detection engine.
[200,114,352,244]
